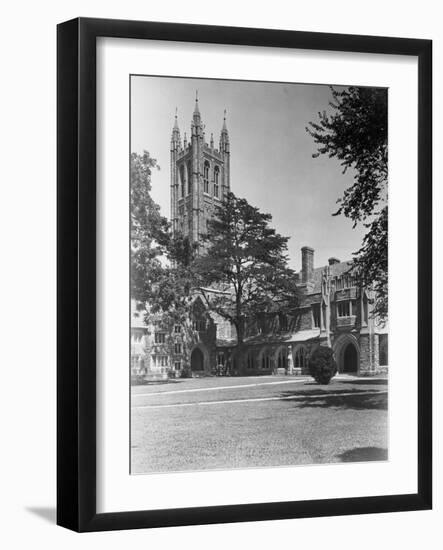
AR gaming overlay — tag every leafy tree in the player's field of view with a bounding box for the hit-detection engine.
[308,346,337,385]
[131,151,203,373]
[130,151,169,305]
[194,192,300,365]
[307,87,388,321]
[131,150,199,320]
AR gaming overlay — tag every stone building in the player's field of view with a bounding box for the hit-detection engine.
[130,99,388,380]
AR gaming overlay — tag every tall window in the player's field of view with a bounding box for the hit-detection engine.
[192,319,206,332]
[187,162,192,194]
[261,352,271,370]
[214,166,220,198]
[180,165,185,198]
[277,349,287,369]
[294,347,307,371]
[247,352,254,370]
[279,313,288,332]
[174,343,182,354]
[203,161,210,193]
[337,301,351,318]
[154,355,168,367]
[336,274,355,290]
[154,332,166,344]
[174,325,181,334]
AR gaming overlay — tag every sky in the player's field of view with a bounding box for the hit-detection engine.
[131,75,373,271]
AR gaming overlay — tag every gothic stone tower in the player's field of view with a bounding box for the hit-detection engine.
[170,95,230,251]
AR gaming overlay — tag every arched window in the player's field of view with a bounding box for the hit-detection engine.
[214,166,220,198]
[246,352,254,370]
[187,162,192,194]
[277,348,287,370]
[180,165,185,198]
[203,161,210,193]
[295,347,308,371]
[261,351,271,370]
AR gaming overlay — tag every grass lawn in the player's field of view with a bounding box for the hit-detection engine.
[131,375,388,474]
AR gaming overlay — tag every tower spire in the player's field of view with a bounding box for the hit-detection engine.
[220,108,229,150]
[222,109,227,130]
[173,106,179,128]
[192,90,202,136]
[193,90,201,119]
[171,107,180,144]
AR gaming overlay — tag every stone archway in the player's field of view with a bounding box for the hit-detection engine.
[274,345,289,372]
[343,342,358,373]
[333,333,360,374]
[191,347,204,372]
[190,344,210,373]
[257,347,273,372]
[292,344,309,374]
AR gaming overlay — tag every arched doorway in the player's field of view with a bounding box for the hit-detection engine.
[293,345,309,374]
[333,334,360,374]
[276,346,288,370]
[343,342,358,373]
[191,347,204,372]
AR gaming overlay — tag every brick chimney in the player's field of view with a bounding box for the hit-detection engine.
[301,246,314,283]
[328,257,340,266]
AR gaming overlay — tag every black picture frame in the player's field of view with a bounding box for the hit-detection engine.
[57,17,432,532]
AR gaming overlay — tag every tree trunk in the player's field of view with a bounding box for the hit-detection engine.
[235,316,245,376]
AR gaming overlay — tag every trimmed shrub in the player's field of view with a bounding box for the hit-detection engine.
[308,346,337,385]
[180,366,192,378]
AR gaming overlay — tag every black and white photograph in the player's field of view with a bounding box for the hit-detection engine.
[0,0,438,543]
[130,76,389,475]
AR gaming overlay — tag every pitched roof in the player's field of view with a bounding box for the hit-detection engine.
[309,260,354,293]
[244,328,320,346]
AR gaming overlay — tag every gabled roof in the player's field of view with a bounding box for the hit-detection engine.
[309,260,354,294]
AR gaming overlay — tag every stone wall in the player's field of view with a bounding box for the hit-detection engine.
[359,333,380,375]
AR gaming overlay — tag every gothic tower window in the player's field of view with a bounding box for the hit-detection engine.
[187,161,192,194]
[180,164,185,198]
[214,165,220,198]
[203,161,210,193]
